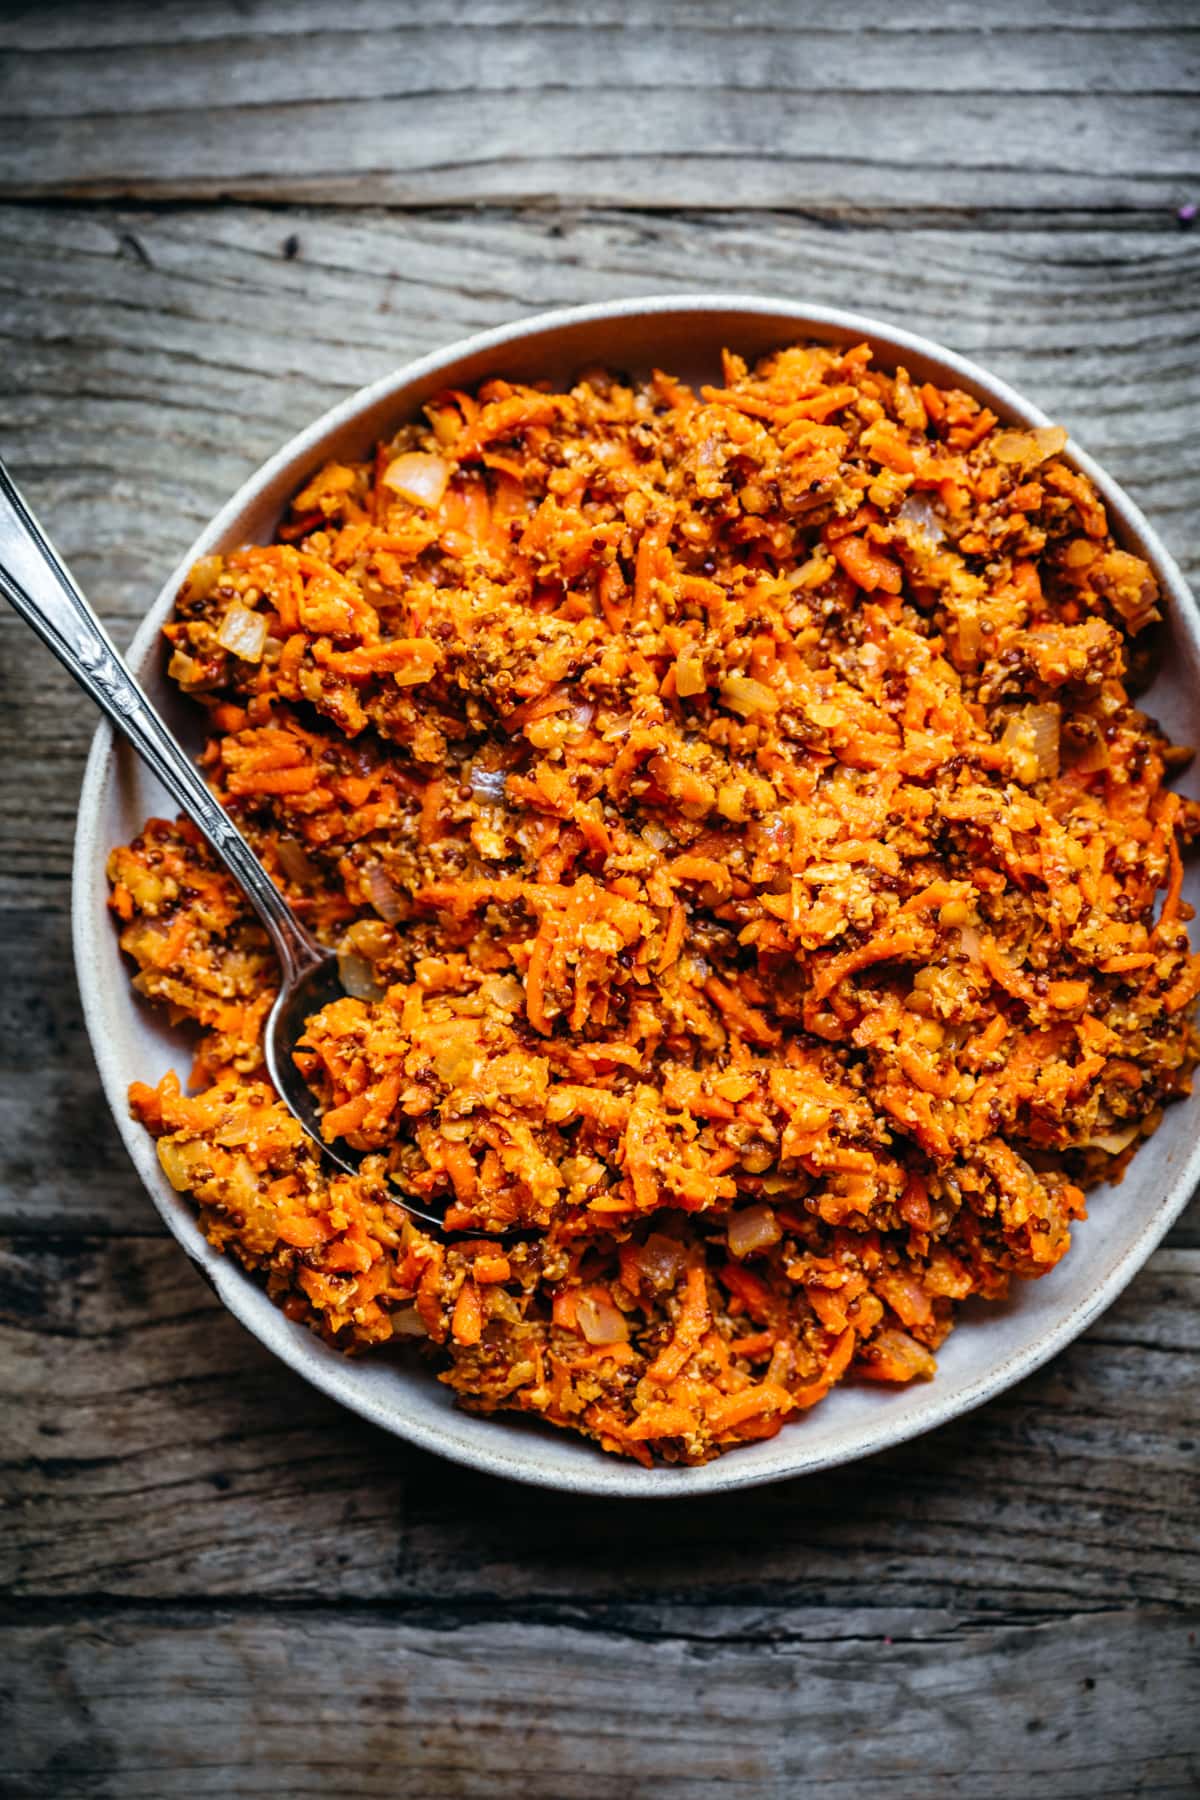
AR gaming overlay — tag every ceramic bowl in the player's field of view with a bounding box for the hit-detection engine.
[73,296,1200,1496]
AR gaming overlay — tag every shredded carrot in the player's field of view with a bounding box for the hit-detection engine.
[656,900,686,973]
[708,1382,794,1434]
[112,339,1198,1465]
[646,1265,709,1384]
[830,533,903,595]
[451,1281,484,1346]
[1154,819,1184,940]
[225,766,318,798]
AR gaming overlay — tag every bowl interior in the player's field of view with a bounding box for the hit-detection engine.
[74,297,1200,1495]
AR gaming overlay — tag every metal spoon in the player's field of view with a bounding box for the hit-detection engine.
[0,458,449,1231]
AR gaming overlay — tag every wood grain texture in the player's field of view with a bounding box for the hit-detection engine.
[2,4,1200,1793]
[0,1,1197,209]
[4,0,1198,44]
[3,1609,1198,1800]
[1,1235,1196,1606]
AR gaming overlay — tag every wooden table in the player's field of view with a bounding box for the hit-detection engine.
[1,4,1198,1793]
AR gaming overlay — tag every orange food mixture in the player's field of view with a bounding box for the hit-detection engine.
[109,340,1200,1464]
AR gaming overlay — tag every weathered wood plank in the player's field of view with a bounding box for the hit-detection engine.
[0,1,1196,208]
[0,910,148,1236]
[2,1607,1196,1799]
[1,1234,1196,1605]
[2,94,1195,212]
[4,0,1198,49]
[1,10,1197,1794]
[5,16,1197,113]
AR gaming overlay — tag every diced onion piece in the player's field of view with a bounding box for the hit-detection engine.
[956,924,983,963]
[727,1205,782,1258]
[1078,1124,1140,1154]
[184,554,224,602]
[1001,703,1060,783]
[337,945,385,1001]
[637,1233,684,1290]
[167,647,219,692]
[391,1306,429,1339]
[227,1154,261,1210]
[953,613,982,662]
[293,461,358,512]
[1071,729,1110,774]
[431,1037,485,1086]
[277,836,319,887]
[1025,704,1061,776]
[720,675,778,717]
[382,451,451,508]
[991,431,1036,465]
[1035,425,1068,459]
[216,603,268,663]
[1076,740,1111,773]
[157,1138,195,1193]
[429,406,462,449]
[481,972,524,1012]
[347,917,393,961]
[991,425,1067,468]
[366,862,404,923]
[898,493,945,546]
[674,650,707,698]
[576,1292,629,1345]
[469,765,508,804]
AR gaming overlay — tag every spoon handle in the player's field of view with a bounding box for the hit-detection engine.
[0,458,325,980]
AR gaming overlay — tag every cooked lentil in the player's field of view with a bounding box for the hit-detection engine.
[110,340,1200,1464]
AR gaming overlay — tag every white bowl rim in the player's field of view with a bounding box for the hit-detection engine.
[72,292,1200,1498]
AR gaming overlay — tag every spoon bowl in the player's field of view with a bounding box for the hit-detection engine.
[260,954,456,1230]
[263,956,358,1175]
